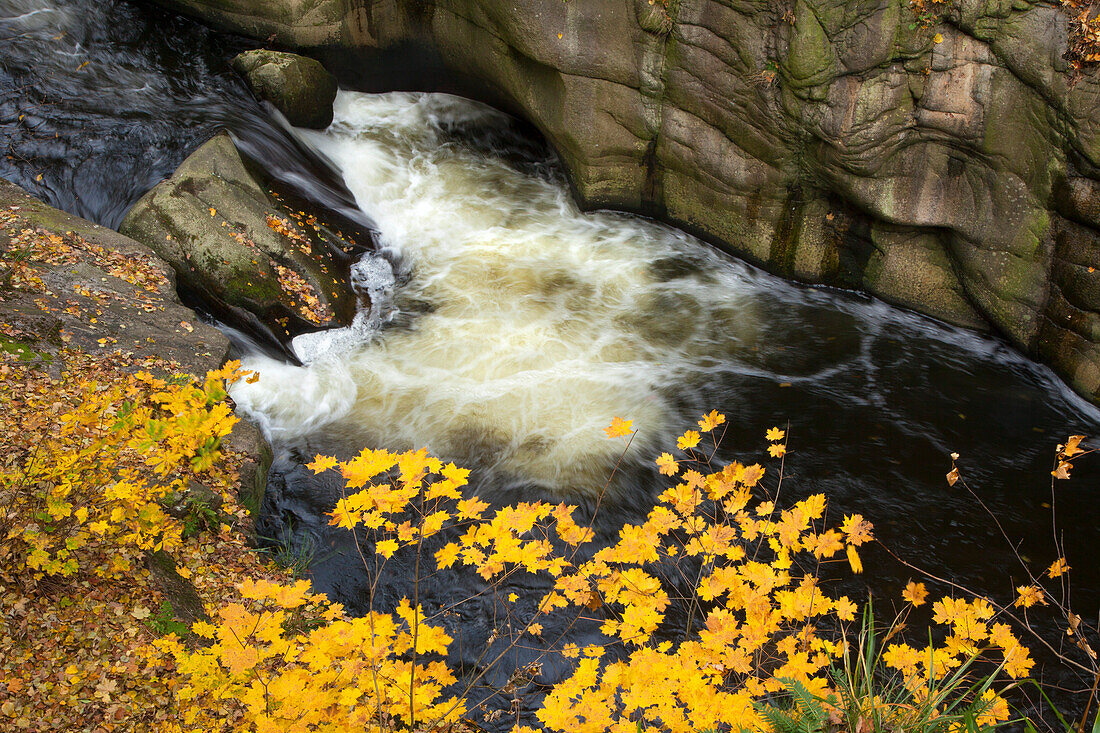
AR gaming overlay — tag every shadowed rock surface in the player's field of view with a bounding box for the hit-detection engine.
[147,0,1100,401]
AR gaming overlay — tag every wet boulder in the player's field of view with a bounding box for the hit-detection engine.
[120,132,364,351]
[232,49,338,129]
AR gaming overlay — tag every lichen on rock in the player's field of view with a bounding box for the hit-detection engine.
[120,132,365,352]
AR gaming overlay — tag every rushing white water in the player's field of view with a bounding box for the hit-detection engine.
[230,90,766,495]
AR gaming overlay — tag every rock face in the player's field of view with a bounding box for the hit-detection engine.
[232,49,338,129]
[152,0,1100,401]
[120,132,364,351]
[0,177,228,374]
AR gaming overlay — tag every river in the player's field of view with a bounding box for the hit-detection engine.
[3,0,1098,724]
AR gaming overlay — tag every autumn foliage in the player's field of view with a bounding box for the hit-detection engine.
[0,353,292,730]
[156,412,1024,732]
[0,346,1077,732]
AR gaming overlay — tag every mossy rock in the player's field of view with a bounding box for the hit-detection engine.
[120,133,360,348]
[232,49,337,129]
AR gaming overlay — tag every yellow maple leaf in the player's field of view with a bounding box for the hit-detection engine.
[456,496,488,520]
[220,645,259,676]
[841,514,874,546]
[1047,558,1070,578]
[435,543,460,568]
[603,416,633,439]
[740,463,765,487]
[833,595,857,621]
[768,443,786,458]
[1063,435,1087,457]
[1014,585,1046,608]
[698,410,726,432]
[655,452,679,476]
[902,580,928,607]
[677,430,701,450]
[765,427,785,442]
[306,454,339,474]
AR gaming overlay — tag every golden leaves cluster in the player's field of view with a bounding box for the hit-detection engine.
[1,358,242,580]
[159,579,465,732]
[0,351,283,732]
[886,590,1033,688]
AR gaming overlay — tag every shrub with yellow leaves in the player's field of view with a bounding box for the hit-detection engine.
[155,578,465,733]
[162,413,1026,732]
[0,358,242,580]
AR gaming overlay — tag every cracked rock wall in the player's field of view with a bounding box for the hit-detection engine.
[151,0,1100,401]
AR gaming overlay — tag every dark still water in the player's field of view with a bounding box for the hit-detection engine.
[3,0,1098,724]
[0,0,363,229]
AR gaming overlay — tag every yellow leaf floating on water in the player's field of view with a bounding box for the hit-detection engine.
[902,580,928,607]
[603,416,633,439]
[1047,557,1070,578]
[765,426,785,442]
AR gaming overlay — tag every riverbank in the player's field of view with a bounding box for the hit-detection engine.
[0,179,281,731]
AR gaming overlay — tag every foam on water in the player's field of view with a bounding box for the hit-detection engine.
[230,91,760,494]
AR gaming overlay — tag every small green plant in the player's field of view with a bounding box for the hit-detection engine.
[0,336,51,363]
[182,495,221,539]
[822,604,1018,732]
[145,601,190,638]
[259,527,329,578]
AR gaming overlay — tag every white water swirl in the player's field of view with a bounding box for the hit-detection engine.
[229,91,765,494]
